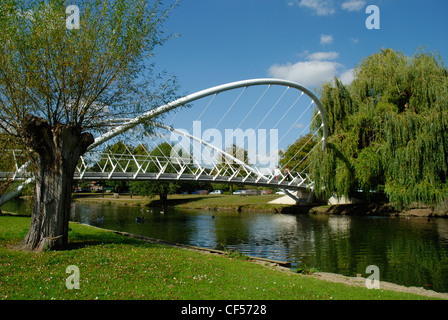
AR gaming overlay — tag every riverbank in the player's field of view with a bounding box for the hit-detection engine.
[72,193,288,213]
[71,193,447,217]
[1,215,446,300]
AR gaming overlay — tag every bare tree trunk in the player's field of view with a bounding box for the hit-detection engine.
[16,115,94,252]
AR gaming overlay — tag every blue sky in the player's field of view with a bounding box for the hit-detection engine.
[149,0,448,163]
[154,0,448,93]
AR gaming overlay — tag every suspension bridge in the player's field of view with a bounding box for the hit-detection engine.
[0,78,327,204]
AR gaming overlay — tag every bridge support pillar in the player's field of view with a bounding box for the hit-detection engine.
[283,190,300,204]
[307,191,315,204]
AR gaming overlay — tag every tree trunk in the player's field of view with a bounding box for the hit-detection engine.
[16,115,94,252]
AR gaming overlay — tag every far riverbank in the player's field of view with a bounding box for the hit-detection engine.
[70,193,448,218]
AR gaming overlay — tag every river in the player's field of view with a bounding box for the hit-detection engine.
[3,199,448,293]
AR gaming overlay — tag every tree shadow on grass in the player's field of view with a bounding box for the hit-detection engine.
[1,214,161,253]
[66,225,152,251]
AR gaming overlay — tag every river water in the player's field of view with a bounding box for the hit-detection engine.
[3,199,448,293]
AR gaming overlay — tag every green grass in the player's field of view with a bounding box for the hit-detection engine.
[162,194,286,211]
[0,215,440,300]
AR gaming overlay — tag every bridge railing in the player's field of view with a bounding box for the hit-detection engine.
[74,152,313,189]
[0,149,313,189]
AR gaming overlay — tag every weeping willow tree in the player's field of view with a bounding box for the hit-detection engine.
[310,48,448,209]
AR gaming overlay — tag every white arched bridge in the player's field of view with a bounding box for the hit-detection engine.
[1,78,328,204]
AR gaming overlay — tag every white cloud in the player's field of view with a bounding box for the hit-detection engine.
[298,0,335,16]
[268,60,342,87]
[268,51,354,87]
[290,0,366,15]
[307,51,339,60]
[341,0,366,12]
[340,68,355,85]
[320,34,333,44]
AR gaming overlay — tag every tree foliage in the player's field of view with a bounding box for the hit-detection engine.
[0,0,177,136]
[0,0,178,251]
[279,133,316,175]
[310,48,448,208]
[129,142,180,203]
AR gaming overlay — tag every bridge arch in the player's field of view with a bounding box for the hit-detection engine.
[1,78,328,204]
[89,78,328,151]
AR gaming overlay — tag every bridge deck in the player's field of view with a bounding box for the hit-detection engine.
[1,172,310,191]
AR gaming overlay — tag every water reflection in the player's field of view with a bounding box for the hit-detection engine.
[328,216,351,235]
[437,219,448,241]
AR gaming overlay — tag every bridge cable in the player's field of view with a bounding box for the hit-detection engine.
[214,87,247,128]
[221,85,271,155]
[255,91,305,156]
[232,86,290,160]
[277,100,315,147]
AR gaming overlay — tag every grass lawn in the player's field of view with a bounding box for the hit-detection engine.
[0,215,442,301]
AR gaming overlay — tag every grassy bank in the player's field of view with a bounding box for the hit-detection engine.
[72,193,445,217]
[14,193,445,218]
[0,215,444,300]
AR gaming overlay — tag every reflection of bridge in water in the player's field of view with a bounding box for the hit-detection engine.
[1,78,327,204]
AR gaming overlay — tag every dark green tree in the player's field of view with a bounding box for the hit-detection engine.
[310,48,448,209]
[129,142,180,204]
[279,133,317,175]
